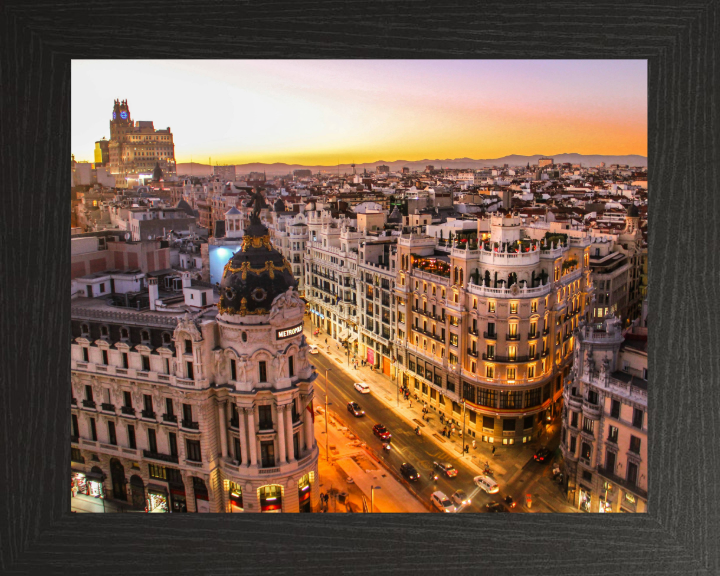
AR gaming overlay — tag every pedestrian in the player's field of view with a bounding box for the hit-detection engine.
[492,445,496,456]
[325,338,328,345]
[409,400,412,408]
[465,445,469,454]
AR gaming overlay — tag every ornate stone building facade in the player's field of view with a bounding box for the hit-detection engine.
[561,317,648,513]
[71,213,319,513]
[394,215,594,444]
[107,99,177,188]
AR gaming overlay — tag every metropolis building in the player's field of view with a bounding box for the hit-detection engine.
[70,205,319,512]
[395,215,594,444]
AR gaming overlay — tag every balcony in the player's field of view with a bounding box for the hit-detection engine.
[542,328,550,336]
[229,417,239,429]
[596,466,647,500]
[506,333,521,341]
[101,403,115,412]
[141,409,156,419]
[162,413,177,423]
[467,348,478,358]
[566,393,582,411]
[482,353,537,363]
[468,328,478,336]
[527,332,539,340]
[121,406,135,416]
[143,450,179,464]
[71,434,79,444]
[582,400,602,419]
[483,332,497,340]
[82,399,96,409]
[181,419,200,430]
[541,349,550,358]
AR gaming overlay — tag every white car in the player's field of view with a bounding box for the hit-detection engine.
[473,475,499,494]
[431,491,457,513]
[452,489,471,507]
[354,382,370,394]
[308,345,319,355]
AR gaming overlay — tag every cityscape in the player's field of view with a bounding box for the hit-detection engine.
[70,60,647,514]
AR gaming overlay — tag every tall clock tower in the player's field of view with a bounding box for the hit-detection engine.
[110,99,132,140]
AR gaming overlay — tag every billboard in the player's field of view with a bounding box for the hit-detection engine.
[208,244,243,285]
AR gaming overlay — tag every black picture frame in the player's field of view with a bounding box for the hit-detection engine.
[1,1,718,574]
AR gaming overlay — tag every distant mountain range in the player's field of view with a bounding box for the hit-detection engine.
[176,154,647,177]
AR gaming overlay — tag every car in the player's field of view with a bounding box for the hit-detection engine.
[452,489,471,507]
[503,495,516,509]
[347,402,365,417]
[433,462,458,478]
[485,501,510,513]
[534,447,551,462]
[400,463,420,481]
[473,474,499,494]
[372,424,391,441]
[354,382,370,394]
[308,345,319,355]
[431,491,457,513]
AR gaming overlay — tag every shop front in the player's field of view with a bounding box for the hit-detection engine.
[169,483,187,513]
[72,468,105,499]
[228,481,243,513]
[193,477,210,513]
[366,348,375,366]
[297,474,311,513]
[578,485,592,513]
[259,484,283,513]
[147,484,169,513]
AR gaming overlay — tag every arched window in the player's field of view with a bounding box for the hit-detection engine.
[100,325,109,338]
[141,330,150,343]
[161,332,171,345]
[81,324,90,336]
[121,328,129,340]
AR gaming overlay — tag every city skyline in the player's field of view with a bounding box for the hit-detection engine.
[71,60,647,165]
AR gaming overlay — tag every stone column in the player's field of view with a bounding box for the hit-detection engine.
[276,404,287,464]
[238,403,249,466]
[218,401,228,458]
[246,407,258,466]
[285,405,295,462]
[303,397,314,451]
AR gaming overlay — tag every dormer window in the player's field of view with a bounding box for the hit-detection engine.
[100,326,109,338]
[120,328,129,340]
[162,333,172,345]
[140,330,150,343]
[81,324,90,337]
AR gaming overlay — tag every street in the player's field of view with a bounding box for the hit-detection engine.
[310,347,568,513]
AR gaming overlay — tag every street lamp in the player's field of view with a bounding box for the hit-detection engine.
[370,485,381,513]
[325,367,332,462]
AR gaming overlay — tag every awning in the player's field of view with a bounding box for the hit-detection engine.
[348,334,358,342]
[84,470,104,481]
[339,330,349,340]
[147,483,168,494]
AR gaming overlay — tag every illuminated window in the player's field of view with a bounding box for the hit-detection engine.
[510,302,518,314]
[488,301,496,313]
[486,365,494,378]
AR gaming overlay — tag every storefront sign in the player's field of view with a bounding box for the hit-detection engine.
[276,323,303,340]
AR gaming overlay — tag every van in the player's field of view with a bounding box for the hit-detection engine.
[473,474,499,494]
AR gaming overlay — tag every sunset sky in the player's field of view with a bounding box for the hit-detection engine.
[71,60,647,165]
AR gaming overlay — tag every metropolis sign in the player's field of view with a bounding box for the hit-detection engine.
[276,323,303,340]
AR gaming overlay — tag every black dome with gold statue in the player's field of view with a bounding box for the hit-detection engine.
[217,189,297,316]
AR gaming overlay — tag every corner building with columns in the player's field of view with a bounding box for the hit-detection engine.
[395,215,594,445]
[70,218,319,513]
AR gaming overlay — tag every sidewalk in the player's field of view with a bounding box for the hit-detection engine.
[315,404,427,513]
[70,493,133,513]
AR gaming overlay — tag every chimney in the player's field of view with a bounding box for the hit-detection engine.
[148,277,159,311]
[182,271,191,288]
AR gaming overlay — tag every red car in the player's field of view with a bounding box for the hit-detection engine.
[373,424,392,441]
